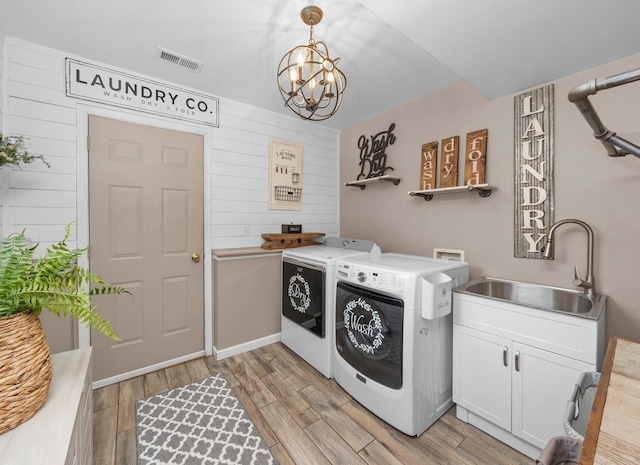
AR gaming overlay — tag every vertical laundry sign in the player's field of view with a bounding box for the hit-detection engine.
[514,84,554,258]
[65,58,219,127]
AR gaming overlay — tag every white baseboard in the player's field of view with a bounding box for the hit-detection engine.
[456,405,541,460]
[91,333,283,389]
[92,350,206,389]
[214,333,281,360]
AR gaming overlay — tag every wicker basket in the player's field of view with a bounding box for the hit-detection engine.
[0,312,53,434]
[563,371,600,441]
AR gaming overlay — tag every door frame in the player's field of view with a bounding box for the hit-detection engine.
[76,103,213,359]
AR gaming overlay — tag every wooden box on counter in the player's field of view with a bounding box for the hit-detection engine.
[261,232,325,250]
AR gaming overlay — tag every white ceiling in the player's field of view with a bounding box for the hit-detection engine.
[1,0,640,130]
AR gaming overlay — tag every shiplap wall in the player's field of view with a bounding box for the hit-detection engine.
[1,37,340,249]
[0,30,4,131]
[0,30,5,239]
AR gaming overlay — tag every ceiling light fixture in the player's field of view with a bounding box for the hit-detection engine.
[276,6,346,121]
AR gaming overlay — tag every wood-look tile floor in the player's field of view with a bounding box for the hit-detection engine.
[92,342,533,465]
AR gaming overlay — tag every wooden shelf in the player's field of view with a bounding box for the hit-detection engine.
[345,175,402,190]
[261,232,325,250]
[408,183,498,201]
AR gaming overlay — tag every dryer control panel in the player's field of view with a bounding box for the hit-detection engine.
[337,263,406,293]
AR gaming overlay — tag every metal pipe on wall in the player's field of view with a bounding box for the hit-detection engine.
[568,67,640,158]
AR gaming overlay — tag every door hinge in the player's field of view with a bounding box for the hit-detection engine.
[87,136,90,152]
[87,245,91,261]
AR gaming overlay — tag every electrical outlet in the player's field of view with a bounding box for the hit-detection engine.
[240,225,249,237]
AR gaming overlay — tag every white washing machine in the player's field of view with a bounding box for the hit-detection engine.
[333,252,469,436]
[281,237,381,378]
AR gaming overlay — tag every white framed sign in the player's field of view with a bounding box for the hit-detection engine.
[65,58,219,127]
[268,139,303,211]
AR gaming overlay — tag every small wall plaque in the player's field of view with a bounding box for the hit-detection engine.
[439,136,459,188]
[464,129,488,186]
[419,141,438,190]
[356,123,397,180]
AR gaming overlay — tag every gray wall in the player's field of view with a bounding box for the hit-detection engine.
[340,53,640,343]
[213,252,281,354]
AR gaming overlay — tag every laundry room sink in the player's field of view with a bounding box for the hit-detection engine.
[452,276,606,457]
[454,276,605,320]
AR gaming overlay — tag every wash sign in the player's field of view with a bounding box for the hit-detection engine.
[65,59,219,127]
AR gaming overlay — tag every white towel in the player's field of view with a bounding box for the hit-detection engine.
[535,436,582,465]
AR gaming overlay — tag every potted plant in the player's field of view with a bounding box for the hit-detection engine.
[0,223,128,434]
[0,134,50,168]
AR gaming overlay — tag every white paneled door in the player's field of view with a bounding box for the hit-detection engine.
[88,116,204,382]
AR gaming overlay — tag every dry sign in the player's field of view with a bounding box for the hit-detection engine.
[514,84,554,258]
[438,136,459,188]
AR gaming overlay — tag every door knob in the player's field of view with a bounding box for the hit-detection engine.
[191,253,201,263]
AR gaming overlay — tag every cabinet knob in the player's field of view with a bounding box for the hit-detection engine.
[515,350,521,371]
[503,347,508,367]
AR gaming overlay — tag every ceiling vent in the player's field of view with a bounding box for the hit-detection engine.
[156,47,203,73]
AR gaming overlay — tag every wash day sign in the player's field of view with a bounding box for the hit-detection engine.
[65,59,219,127]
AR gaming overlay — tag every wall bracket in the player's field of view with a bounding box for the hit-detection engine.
[569,67,640,159]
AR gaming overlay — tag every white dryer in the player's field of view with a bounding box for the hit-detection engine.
[281,237,380,378]
[334,253,469,436]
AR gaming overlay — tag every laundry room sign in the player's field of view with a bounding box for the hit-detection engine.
[269,139,303,210]
[65,58,219,127]
[514,84,554,258]
[356,123,397,179]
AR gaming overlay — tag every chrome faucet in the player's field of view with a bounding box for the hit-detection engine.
[541,219,595,295]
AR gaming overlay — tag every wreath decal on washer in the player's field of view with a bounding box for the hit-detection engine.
[343,297,385,355]
[288,273,311,313]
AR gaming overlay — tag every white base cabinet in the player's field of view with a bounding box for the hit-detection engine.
[453,292,605,459]
[0,348,93,465]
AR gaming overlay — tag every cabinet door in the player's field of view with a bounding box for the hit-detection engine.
[453,325,512,431]
[512,342,594,449]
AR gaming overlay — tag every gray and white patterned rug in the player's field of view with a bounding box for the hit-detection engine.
[136,373,277,465]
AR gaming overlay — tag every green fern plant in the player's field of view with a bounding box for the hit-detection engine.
[0,223,129,340]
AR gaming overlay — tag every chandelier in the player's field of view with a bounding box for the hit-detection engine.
[276,6,347,121]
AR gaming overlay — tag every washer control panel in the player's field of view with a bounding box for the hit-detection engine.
[337,263,405,293]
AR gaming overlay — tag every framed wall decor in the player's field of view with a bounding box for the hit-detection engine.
[268,138,303,210]
[514,84,554,258]
[438,136,459,188]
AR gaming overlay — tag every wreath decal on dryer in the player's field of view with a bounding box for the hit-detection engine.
[343,297,384,355]
[288,273,311,313]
